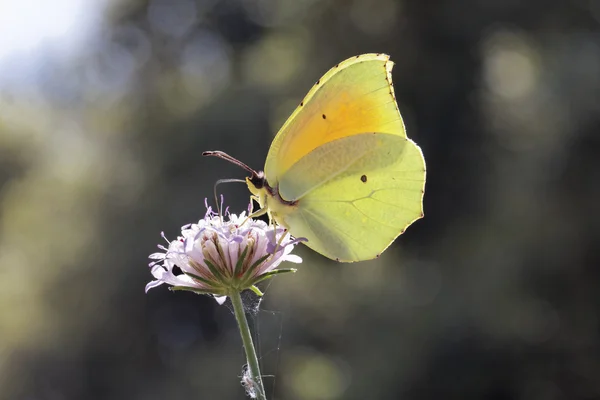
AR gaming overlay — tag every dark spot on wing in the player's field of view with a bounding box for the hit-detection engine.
[360,175,367,183]
[322,114,326,119]
[316,79,320,85]
[300,101,303,106]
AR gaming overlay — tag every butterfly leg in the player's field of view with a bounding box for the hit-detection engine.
[274,225,290,255]
[246,197,287,255]
[241,196,268,225]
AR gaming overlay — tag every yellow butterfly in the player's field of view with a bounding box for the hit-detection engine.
[204,53,426,262]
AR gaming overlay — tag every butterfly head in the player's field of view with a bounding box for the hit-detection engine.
[246,170,268,208]
[202,150,274,209]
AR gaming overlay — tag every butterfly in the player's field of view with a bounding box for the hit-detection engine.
[204,53,426,262]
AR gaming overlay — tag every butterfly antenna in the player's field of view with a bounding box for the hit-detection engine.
[203,151,260,178]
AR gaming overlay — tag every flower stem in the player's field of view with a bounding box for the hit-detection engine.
[230,290,266,400]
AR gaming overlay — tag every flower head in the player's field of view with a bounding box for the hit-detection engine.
[146,202,303,304]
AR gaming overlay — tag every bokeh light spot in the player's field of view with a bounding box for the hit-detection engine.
[181,31,232,101]
[483,30,539,100]
[283,349,351,400]
[242,31,308,89]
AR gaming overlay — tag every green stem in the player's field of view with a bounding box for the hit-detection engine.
[230,290,266,400]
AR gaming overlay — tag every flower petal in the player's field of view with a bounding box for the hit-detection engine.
[145,279,164,292]
[284,254,303,264]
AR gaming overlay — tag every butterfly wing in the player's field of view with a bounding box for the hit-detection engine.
[273,132,425,262]
[264,53,406,191]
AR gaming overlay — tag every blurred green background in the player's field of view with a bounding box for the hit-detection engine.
[1,0,599,399]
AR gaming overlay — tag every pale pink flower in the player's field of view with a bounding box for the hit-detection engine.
[146,203,302,304]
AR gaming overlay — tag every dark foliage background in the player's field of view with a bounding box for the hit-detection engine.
[1,0,599,399]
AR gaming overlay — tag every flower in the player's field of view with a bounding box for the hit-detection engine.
[146,202,303,304]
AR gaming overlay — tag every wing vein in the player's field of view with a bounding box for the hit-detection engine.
[310,190,422,214]
[347,203,399,230]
